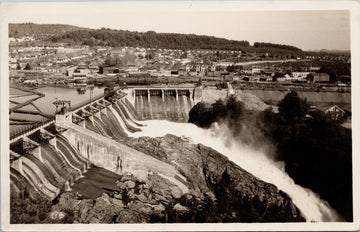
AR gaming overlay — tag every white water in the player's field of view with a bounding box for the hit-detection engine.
[119,101,143,126]
[93,118,108,137]
[128,119,344,222]
[109,106,131,136]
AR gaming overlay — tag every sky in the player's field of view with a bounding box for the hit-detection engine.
[1,2,351,51]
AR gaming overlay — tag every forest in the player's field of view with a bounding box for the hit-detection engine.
[48,28,250,50]
[253,42,302,51]
[9,23,306,52]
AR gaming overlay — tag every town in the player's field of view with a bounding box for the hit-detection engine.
[9,35,351,91]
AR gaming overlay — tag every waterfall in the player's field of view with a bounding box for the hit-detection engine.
[45,143,81,183]
[56,147,83,181]
[21,157,59,199]
[85,118,101,134]
[57,135,90,171]
[26,154,63,189]
[57,138,86,174]
[108,106,130,136]
[118,100,143,126]
[129,120,344,222]
[124,98,140,119]
[93,117,110,137]
[112,104,141,132]
[42,144,73,185]
[10,167,40,199]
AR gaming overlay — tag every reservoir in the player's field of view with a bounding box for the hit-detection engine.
[9,86,106,136]
[33,86,106,114]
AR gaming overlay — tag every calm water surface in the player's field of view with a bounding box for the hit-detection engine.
[10,86,105,135]
[32,86,106,114]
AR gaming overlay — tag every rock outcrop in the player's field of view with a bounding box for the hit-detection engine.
[47,134,304,223]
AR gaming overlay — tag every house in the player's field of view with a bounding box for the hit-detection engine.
[9,62,18,69]
[126,63,138,72]
[56,55,70,64]
[252,68,263,74]
[74,66,91,75]
[324,105,346,121]
[89,64,100,73]
[99,65,120,75]
[309,66,321,72]
[66,66,78,77]
[337,75,351,84]
[292,72,310,81]
[313,73,330,83]
[276,77,287,82]
[215,62,234,72]
[73,73,87,81]
[184,62,212,76]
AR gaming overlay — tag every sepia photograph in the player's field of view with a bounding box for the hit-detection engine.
[0,1,359,231]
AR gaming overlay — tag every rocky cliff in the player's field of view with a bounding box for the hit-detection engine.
[46,134,304,223]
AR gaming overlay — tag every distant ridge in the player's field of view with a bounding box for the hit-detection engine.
[9,23,304,53]
[313,49,350,55]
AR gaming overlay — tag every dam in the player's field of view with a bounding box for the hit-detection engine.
[124,87,199,121]
[9,84,349,201]
[9,87,198,201]
[9,85,348,222]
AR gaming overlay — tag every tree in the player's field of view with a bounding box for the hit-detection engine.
[10,186,52,223]
[225,95,244,122]
[226,65,235,73]
[306,73,314,82]
[24,63,32,70]
[277,91,309,122]
[104,55,115,66]
[196,77,202,87]
[145,52,155,60]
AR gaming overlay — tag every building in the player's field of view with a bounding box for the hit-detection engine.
[73,73,87,81]
[99,65,120,75]
[313,73,330,83]
[66,66,78,77]
[89,64,100,73]
[309,66,321,72]
[9,62,18,69]
[292,72,310,81]
[74,66,91,75]
[324,105,346,121]
[128,72,150,78]
[184,63,213,76]
[126,63,138,72]
[252,68,263,74]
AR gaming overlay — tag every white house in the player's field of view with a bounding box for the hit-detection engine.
[291,72,310,81]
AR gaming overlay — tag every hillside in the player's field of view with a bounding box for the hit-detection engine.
[9,23,83,40]
[48,28,251,50]
[9,23,304,53]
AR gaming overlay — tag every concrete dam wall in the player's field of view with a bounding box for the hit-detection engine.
[10,90,189,201]
[61,122,188,193]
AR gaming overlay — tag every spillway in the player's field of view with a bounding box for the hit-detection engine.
[134,89,194,122]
